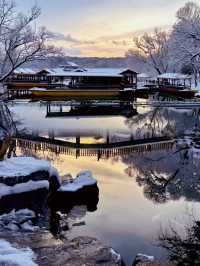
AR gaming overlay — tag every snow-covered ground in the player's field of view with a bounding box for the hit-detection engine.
[0,239,37,266]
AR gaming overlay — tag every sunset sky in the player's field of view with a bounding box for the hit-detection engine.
[17,0,188,57]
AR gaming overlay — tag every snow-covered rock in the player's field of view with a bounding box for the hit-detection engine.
[0,157,59,180]
[0,239,37,266]
[0,157,61,200]
[0,209,39,232]
[58,170,97,192]
[0,180,49,199]
[133,253,155,266]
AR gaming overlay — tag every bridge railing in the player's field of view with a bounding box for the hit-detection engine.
[15,137,176,160]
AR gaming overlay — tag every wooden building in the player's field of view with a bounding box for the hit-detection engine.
[157,73,192,89]
[5,67,138,90]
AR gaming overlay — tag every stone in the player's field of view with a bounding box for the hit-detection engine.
[0,232,122,266]
[133,254,154,266]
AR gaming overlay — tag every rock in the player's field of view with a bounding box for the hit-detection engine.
[0,232,122,266]
[0,209,39,232]
[5,222,19,231]
[133,254,154,266]
[133,254,173,266]
[21,221,39,232]
[35,236,122,266]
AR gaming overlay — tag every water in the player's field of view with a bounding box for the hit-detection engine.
[7,101,200,266]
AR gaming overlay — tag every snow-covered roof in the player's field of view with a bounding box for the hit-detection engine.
[157,73,191,80]
[60,61,79,68]
[13,67,138,78]
[48,67,137,77]
[138,73,152,79]
[13,68,37,75]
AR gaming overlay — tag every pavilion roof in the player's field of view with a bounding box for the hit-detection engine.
[13,67,138,78]
[157,73,191,80]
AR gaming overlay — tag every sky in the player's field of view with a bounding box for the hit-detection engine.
[16,0,188,57]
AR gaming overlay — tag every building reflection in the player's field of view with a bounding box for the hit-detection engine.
[46,101,137,118]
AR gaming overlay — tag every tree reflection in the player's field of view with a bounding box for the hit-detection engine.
[123,141,200,203]
[126,107,199,139]
[122,106,200,203]
[159,217,200,266]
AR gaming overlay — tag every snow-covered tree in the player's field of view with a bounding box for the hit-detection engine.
[133,28,170,74]
[170,2,200,85]
[0,0,59,82]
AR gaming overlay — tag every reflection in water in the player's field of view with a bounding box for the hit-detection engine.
[7,101,200,266]
[159,215,200,266]
[49,182,99,237]
[122,140,200,203]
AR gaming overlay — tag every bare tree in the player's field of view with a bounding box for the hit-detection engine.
[0,0,59,82]
[133,28,170,74]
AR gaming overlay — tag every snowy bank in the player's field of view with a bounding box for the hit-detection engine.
[0,239,37,266]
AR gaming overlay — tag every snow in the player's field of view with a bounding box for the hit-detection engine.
[14,68,37,75]
[110,248,121,262]
[0,209,39,232]
[138,73,152,79]
[30,87,47,91]
[5,222,19,231]
[0,239,37,266]
[112,132,131,140]
[0,180,49,199]
[0,209,35,223]
[157,73,191,80]
[20,221,39,232]
[0,157,59,180]
[48,67,124,77]
[136,253,154,262]
[59,170,97,192]
[13,66,138,78]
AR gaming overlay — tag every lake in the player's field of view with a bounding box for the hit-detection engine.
[8,100,200,266]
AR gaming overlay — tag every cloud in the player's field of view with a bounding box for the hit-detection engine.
[46,25,171,57]
[46,31,81,43]
[46,31,97,46]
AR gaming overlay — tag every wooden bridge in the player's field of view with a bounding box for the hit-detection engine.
[15,134,176,160]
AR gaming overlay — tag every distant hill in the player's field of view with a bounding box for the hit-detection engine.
[25,56,152,74]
